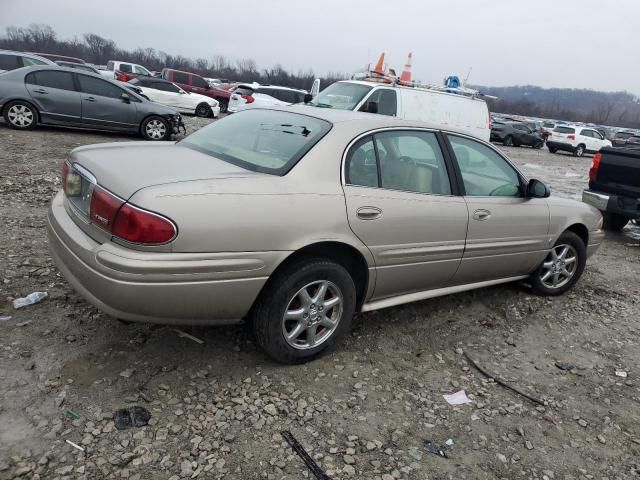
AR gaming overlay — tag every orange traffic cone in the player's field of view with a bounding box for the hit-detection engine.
[372,52,386,75]
[400,52,412,84]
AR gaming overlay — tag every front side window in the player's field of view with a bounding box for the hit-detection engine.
[26,70,75,91]
[119,63,132,73]
[360,89,397,116]
[173,71,189,84]
[133,65,150,75]
[313,82,372,110]
[191,75,208,88]
[77,75,124,99]
[180,110,331,175]
[448,135,522,197]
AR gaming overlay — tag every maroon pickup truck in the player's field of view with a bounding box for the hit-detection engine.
[161,68,232,112]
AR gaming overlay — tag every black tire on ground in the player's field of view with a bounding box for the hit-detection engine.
[503,135,513,147]
[3,100,39,130]
[218,99,228,113]
[534,141,544,149]
[548,146,558,153]
[574,144,586,157]
[140,116,171,141]
[195,103,212,118]
[529,231,587,296]
[602,212,629,231]
[251,258,356,364]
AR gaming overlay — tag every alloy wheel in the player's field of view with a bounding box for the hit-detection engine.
[145,119,166,140]
[8,105,34,127]
[282,280,344,350]
[539,244,578,289]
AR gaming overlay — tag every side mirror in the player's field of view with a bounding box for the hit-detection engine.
[303,93,313,104]
[121,93,130,103]
[526,179,550,198]
[365,101,378,114]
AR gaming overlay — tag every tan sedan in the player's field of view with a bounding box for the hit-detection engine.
[48,106,604,363]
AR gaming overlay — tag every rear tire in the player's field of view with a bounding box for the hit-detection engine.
[251,258,356,364]
[195,103,212,118]
[602,212,629,231]
[140,116,170,141]
[574,144,586,157]
[530,231,586,296]
[4,100,38,130]
[503,135,513,147]
[534,141,543,149]
[548,146,558,153]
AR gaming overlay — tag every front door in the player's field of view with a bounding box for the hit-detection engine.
[445,134,550,284]
[76,74,136,130]
[343,129,469,300]
[25,70,81,124]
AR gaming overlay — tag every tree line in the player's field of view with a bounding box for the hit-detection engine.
[0,24,343,90]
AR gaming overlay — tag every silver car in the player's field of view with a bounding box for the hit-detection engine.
[47,106,604,363]
[0,66,183,140]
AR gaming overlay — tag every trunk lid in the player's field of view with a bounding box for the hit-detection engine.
[69,141,262,200]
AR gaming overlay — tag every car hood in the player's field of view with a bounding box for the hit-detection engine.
[69,141,263,199]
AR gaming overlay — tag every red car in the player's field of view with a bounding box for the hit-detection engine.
[161,68,232,113]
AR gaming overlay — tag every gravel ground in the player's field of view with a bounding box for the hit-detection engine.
[0,116,639,480]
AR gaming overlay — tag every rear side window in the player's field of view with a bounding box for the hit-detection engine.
[172,71,189,84]
[26,70,75,91]
[580,130,593,138]
[77,75,124,99]
[152,82,180,93]
[0,54,19,70]
[554,126,575,134]
[346,136,378,188]
[180,110,331,175]
[235,86,255,96]
[191,75,208,88]
[360,89,397,116]
[119,64,132,73]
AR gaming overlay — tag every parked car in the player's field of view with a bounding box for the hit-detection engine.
[100,61,153,82]
[55,61,100,74]
[30,53,85,64]
[612,130,636,147]
[0,66,183,140]
[127,77,220,117]
[161,68,232,113]
[47,106,603,363]
[228,84,307,113]
[0,49,53,73]
[583,147,640,230]
[310,80,491,141]
[490,121,544,148]
[625,135,640,148]
[547,125,612,156]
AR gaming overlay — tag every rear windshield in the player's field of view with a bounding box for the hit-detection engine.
[543,121,555,128]
[554,126,575,134]
[312,82,372,110]
[615,132,633,139]
[180,109,332,175]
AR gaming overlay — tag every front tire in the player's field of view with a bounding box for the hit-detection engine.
[530,231,586,296]
[534,141,543,149]
[602,212,629,231]
[4,101,38,130]
[140,116,170,141]
[574,144,585,157]
[195,103,212,118]
[252,258,356,364]
[503,135,514,147]
[548,146,558,153]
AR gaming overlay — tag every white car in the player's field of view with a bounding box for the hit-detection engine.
[128,77,220,118]
[100,60,152,81]
[228,84,307,113]
[546,125,612,157]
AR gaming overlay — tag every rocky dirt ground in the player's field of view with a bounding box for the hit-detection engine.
[0,116,639,480]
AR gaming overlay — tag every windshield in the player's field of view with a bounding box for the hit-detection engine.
[180,109,332,175]
[312,82,372,110]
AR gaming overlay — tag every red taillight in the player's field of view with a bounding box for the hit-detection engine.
[112,203,176,244]
[116,71,127,82]
[242,94,255,104]
[568,134,576,140]
[90,186,124,231]
[589,152,601,182]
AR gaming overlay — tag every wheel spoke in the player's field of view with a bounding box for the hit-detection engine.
[323,296,340,309]
[285,308,305,321]
[306,325,318,346]
[542,260,554,269]
[558,246,569,260]
[552,273,560,286]
[541,270,553,282]
[319,316,336,329]
[298,288,312,307]
[564,256,576,265]
[550,249,558,260]
[561,267,572,278]
[312,281,328,303]
[287,323,305,342]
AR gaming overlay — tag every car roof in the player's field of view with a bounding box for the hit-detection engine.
[0,49,55,64]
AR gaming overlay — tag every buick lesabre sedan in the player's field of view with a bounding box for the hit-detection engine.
[48,107,604,363]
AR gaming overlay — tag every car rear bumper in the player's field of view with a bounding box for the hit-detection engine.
[546,141,576,152]
[583,189,640,220]
[47,191,283,325]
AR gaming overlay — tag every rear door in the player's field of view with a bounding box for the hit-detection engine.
[76,74,136,129]
[445,134,550,284]
[343,129,469,299]
[25,70,81,124]
[170,70,191,92]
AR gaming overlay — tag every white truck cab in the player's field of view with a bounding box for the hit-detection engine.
[311,80,491,142]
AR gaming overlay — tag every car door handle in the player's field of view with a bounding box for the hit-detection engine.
[84,97,96,102]
[356,206,382,220]
[32,89,47,94]
[472,209,491,221]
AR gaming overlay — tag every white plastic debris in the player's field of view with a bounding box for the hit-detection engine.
[445,438,454,446]
[0,315,12,322]
[173,328,204,344]
[13,291,48,309]
[615,371,628,378]
[443,389,472,405]
[65,439,85,452]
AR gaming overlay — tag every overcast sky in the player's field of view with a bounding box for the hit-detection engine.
[3,0,639,93]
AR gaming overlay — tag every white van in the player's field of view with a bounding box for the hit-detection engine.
[311,80,491,142]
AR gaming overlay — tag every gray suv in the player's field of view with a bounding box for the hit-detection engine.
[0,49,54,73]
[0,66,184,140]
